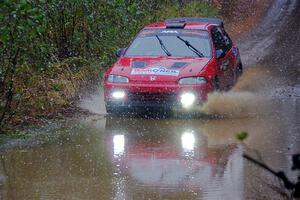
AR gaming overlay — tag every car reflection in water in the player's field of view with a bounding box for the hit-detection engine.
[105,117,244,200]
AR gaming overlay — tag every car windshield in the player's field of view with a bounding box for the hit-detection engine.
[125,29,212,58]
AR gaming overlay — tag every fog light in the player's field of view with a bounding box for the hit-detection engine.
[180,93,196,108]
[112,91,125,99]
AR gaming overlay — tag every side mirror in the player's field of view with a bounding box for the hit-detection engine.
[116,48,126,58]
[216,49,226,59]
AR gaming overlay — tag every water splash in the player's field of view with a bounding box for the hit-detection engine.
[200,65,273,117]
[78,87,106,115]
[200,91,270,118]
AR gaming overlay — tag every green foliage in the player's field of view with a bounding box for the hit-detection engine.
[184,2,218,18]
[155,1,218,20]
[0,0,52,70]
[63,57,89,71]
[0,0,219,69]
[236,131,249,141]
[52,83,63,92]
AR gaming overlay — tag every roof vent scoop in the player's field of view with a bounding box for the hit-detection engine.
[166,22,186,29]
[165,17,224,27]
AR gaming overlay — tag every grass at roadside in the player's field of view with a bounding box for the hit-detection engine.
[13,58,102,123]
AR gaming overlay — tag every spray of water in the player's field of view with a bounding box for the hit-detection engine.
[78,87,107,115]
[200,65,274,118]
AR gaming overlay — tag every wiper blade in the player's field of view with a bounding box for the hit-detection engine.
[155,35,172,56]
[176,36,204,57]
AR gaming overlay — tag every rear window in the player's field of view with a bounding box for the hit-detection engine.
[125,29,212,58]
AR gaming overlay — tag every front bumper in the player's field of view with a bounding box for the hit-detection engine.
[104,82,212,110]
[106,99,179,110]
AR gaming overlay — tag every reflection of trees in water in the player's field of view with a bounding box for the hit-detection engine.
[0,156,8,199]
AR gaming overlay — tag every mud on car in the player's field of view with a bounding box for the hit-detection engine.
[103,18,243,114]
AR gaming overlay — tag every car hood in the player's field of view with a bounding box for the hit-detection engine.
[110,56,211,82]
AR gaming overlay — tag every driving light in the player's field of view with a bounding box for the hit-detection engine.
[179,77,207,85]
[180,93,196,108]
[112,91,125,99]
[108,75,129,83]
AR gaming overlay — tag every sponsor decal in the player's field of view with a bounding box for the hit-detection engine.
[131,66,179,76]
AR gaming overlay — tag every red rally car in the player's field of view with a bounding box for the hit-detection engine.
[103,18,242,113]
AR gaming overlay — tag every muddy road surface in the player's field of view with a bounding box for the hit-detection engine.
[0,0,299,199]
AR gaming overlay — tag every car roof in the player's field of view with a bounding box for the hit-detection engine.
[144,17,224,31]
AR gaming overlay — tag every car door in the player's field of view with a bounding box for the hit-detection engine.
[220,26,237,87]
[211,27,235,90]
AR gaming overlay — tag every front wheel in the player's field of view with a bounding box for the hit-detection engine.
[212,77,220,91]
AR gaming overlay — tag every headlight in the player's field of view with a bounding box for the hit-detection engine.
[107,75,129,83]
[180,93,196,108]
[178,77,207,85]
[112,90,126,99]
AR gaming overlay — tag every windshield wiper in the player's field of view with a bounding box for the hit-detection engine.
[176,36,204,57]
[155,35,172,56]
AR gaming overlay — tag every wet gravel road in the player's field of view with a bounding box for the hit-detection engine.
[0,0,299,199]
